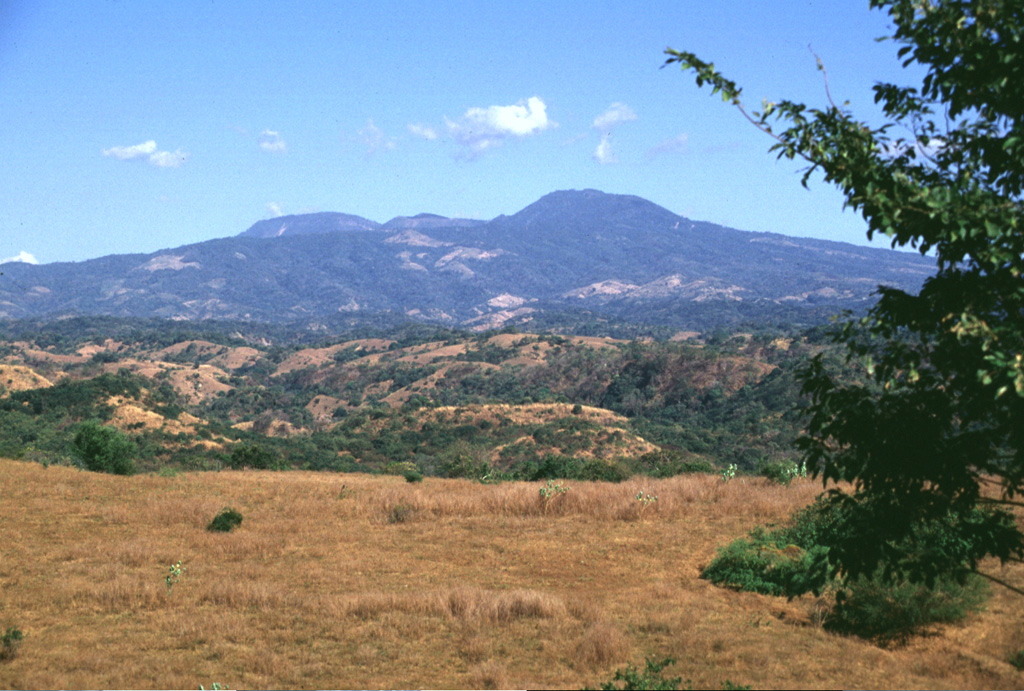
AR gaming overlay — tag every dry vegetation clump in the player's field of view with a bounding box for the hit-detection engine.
[2,459,1023,689]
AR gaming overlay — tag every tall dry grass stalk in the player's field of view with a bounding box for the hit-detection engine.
[1,459,1022,689]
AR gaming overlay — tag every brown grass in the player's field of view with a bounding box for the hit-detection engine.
[1,460,1023,689]
[0,364,53,394]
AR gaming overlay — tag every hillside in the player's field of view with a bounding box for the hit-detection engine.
[0,322,833,479]
[0,190,935,331]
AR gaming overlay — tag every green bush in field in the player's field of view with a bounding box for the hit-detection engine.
[207,507,243,533]
[702,496,992,644]
[72,420,136,475]
[0,626,24,661]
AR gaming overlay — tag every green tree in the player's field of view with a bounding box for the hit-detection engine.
[666,0,1024,589]
[72,420,136,475]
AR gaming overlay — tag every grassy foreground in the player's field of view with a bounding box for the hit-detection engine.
[1,460,1023,689]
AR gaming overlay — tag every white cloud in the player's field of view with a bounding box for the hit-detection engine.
[103,140,187,167]
[446,96,552,158]
[102,140,157,160]
[593,102,637,131]
[593,134,616,165]
[1,251,39,265]
[648,133,689,158]
[407,123,438,140]
[589,103,637,165]
[267,202,283,217]
[359,119,397,156]
[259,130,287,153]
[148,149,188,168]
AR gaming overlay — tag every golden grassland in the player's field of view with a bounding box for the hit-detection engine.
[1,460,1023,689]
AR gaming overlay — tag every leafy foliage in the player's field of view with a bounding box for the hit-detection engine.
[72,420,136,475]
[0,627,23,662]
[597,657,682,691]
[668,0,1024,585]
[207,507,243,533]
[702,497,994,643]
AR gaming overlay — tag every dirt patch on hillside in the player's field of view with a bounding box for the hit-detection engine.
[395,342,468,365]
[0,364,53,394]
[307,395,345,425]
[75,339,124,358]
[210,347,262,370]
[275,339,393,376]
[153,340,225,360]
[166,365,232,404]
[106,396,200,436]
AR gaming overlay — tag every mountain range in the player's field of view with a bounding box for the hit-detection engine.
[0,189,935,331]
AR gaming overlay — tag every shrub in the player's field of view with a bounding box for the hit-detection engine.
[207,507,243,533]
[825,573,988,646]
[702,496,993,643]
[758,459,806,485]
[0,627,23,661]
[404,469,424,483]
[228,444,279,470]
[597,657,682,690]
[1009,649,1024,671]
[388,504,414,524]
[72,420,136,475]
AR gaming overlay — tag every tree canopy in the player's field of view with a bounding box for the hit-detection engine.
[667,0,1024,589]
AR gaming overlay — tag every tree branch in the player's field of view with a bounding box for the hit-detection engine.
[969,569,1024,597]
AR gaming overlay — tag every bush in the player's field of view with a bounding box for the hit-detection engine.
[702,496,993,643]
[72,420,136,475]
[404,469,424,483]
[207,507,243,533]
[758,460,805,485]
[1008,649,1024,671]
[825,573,988,646]
[597,657,682,690]
[387,504,414,524]
[229,444,279,470]
[0,627,23,661]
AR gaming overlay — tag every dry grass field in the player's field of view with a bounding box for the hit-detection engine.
[1,460,1023,689]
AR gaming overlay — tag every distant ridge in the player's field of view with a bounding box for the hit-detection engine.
[0,189,935,331]
[240,212,381,238]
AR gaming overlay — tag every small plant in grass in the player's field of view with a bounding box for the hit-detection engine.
[635,490,658,521]
[207,507,243,533]
[719,464,736,482]
[539,479,567,513]
[0,627,24,661]
[388,504,414,524]
[539,479,567,499]
[1009,648,1024,671]
[597,656,682,690]
[404,469,424,483]
[165,561,185,593]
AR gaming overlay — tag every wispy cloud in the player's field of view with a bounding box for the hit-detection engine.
[102,140,188,167]
[446,96,552,158]
[407,123,438,140]
[648,133,689,158]
[593,134,616,165]
[266,202,283,217]
[593,102,637,131]
[259,130,287,153]
[591,102,637,165]
[359,119,397,156]
[1,251,39,265]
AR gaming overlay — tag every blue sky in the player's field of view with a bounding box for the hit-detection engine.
[0,1,918,265]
